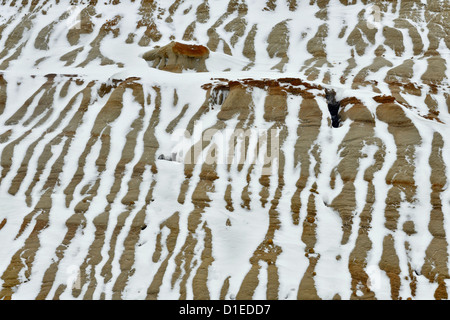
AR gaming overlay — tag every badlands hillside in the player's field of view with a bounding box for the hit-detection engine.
[0,0,449,300]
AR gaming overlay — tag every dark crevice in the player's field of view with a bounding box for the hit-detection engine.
[158,154,173,161]
[209,87,229,105]
[325,89,340,128]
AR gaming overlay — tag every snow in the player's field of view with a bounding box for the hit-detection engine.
[0,0,448,300]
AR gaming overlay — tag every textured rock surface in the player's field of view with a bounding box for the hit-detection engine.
[0,0,449,300]
[142,41,210,72]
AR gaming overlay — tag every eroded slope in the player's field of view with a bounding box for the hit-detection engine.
[0,0,449,300]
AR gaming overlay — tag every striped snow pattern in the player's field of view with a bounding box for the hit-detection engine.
[0,0,449,300]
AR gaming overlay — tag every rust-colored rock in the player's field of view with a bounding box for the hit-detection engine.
[172,42,209,58]
[142,41,210,72]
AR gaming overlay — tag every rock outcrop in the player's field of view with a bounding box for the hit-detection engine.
[142,41,210,72]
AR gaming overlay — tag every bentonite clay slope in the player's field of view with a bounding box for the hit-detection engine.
[0,0,449,300]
